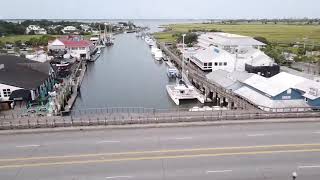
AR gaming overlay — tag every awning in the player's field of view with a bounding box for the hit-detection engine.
[9,89,32,101]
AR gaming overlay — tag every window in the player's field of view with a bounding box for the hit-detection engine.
[208,62,212,66]
[204,63,208,66]
[3,89,11,97]
[282,96,291,100]
[287,89,292,94]
[219,62,222,66]
[224,62,227,66]
[214,62,218,66]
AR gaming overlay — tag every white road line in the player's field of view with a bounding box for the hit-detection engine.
[105,176,133,179]
[313,132,320,134]
[206,170,233,174]
[174,137,193,140]
[16,145,40,148]
[247,134,266,137]
[97,140,121,144]
[298,165,320,169]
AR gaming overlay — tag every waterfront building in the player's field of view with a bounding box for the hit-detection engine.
[0,55,55,109]
[48,36,93,60]
[206,70,320,111]
[25,25,47,35]
[188,32,279,77]
[197,32,266,50]
[234,72,320,111]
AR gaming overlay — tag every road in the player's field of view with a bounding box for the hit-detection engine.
[0,122,320,179]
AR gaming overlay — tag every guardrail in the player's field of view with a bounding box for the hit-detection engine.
[1,109,320,130]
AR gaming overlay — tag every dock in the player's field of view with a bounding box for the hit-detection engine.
[64,61,87,113]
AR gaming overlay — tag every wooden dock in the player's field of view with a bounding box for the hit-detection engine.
[64,61,87,113]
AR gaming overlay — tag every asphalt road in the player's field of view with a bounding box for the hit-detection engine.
[0,122,320,180]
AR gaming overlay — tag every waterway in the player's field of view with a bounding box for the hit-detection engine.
[74,20,205,110]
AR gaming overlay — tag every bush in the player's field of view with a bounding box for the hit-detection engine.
[254,36,269,45]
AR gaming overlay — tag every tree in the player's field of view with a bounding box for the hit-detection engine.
[176,33,198,45]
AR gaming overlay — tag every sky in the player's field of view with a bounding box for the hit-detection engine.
[0,0,319,19]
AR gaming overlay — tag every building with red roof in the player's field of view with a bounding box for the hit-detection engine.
[48,36,94,60]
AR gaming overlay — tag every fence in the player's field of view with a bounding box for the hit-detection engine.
[1,107,320,130]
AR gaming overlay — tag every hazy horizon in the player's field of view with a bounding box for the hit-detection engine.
[1,0,319,19]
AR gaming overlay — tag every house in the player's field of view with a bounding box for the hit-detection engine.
[80,24,91,32]
[62,26,78,34]
[48,36,93,60]
[0,55,55,109]
[25,25,47,35]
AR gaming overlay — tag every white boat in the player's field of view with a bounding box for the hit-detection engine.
[154,50,163,61]
[166,80,204,105]
[145,37,156,47]
[151,46,159,55]
[167,67,178,78]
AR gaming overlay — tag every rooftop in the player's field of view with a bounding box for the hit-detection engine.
[243,72,306,97]
[198,32,266,47]
[0,55,51,90]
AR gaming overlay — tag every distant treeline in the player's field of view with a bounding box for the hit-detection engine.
[0,20,136,36]
[205,18,320,25]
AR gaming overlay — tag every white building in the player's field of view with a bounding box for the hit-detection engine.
[25,25,47,35]
[48,38,93,60]
[187,32,277,76]
[62,26,78,34]
[80,24,91,32]
[197,32,266,51]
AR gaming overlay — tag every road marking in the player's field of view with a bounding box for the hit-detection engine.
[313,132,320,134]
[105,176,133,179]
[247,134,266,137]
[298,165,320,169]
[97,140,121,144]
[2,143,320,162]
[16,145,40,148]
[206,170,232,173]
[174,137,193,140]
[1,148,320,169]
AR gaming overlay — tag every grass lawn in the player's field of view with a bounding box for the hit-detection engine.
[0,35,48,43]
[154,23,320,44]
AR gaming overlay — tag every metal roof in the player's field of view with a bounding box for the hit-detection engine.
[0,55,51,90]
[243,72,305,97]
[235,86,309,109]
[199,32,266,47]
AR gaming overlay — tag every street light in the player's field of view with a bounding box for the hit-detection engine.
[181,34,186,79]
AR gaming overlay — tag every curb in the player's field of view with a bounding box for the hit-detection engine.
[0,118,320,135]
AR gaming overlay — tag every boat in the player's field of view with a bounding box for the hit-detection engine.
[88,53,100,62]
[154,50,163,61]
[167,67,179,78]
[151,46,160,55]
[166,80,203,105]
